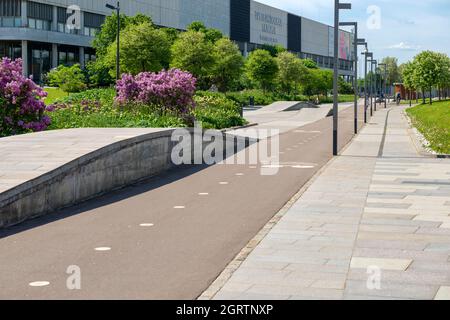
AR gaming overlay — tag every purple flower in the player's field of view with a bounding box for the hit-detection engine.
[0,58,51,135]
[115,69,197,115]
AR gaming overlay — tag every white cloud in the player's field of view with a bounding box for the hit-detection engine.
[388,42,421,51]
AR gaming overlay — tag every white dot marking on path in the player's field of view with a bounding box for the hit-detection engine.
[29,281,50,287]
[292,165,315,169]
[140,223,154,227]
[95,247,111,252]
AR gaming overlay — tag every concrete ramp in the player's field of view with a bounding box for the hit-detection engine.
[250,101,303,114]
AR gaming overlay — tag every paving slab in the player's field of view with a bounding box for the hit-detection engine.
[206,105,450,300]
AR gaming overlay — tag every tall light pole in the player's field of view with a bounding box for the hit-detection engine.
[379,63,387,108]
[362,51,372,123]
[106,2,120,81]
[339,21,366,134]
[333,0,352,156]
[372,59,378,112]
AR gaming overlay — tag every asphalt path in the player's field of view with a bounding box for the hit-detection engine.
[0,106,365,299]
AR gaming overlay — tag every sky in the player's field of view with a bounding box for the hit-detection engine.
[258,0,450,69]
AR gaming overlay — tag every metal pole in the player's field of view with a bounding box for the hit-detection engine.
[332,1,351,156]
[333,0,339,156]
[364,53,368,123]
[373,60,378,111]
[384,66,388,108]
[353,26,358,134]
[373,61,378,111]
[370,61,373,116]
[116,2,120,81]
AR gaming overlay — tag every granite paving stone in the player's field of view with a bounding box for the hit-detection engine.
[208,106,450,300]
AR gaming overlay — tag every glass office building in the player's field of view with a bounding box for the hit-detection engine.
[0,0,355,82]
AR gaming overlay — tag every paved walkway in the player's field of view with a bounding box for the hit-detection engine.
[208,105,450,300]
[0,128,169,194]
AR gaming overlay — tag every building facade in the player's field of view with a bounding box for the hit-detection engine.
[0,0,355,82]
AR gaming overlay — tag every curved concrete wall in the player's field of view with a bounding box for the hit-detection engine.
[0,129,248,229]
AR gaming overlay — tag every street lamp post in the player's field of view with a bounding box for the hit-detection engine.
[379,63,388,108]
[372,60,378,112]
[339,21,366,134]
[106,2,121,81]
[368,58,374,116]
[333,0,352,156]
[362,51,372,123]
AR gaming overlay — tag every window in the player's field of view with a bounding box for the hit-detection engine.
[27,1,52,31]
[57,7,79,34]
[58,46,79,66]
[85,53,96,63]
[0,41,22,59]
[58,51,67,65]
[84,12,104,37]
[84,26,99,37]
[28,18,50,30]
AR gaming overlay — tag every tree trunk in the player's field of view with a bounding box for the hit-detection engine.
[422,89,426,104]
[430,87,432,105]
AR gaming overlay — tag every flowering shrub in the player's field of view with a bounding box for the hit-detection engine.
[116,69,197,115]
[0,58,50,136]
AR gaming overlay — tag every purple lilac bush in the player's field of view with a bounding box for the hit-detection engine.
[116,69,197,115]
[0,58,50,136]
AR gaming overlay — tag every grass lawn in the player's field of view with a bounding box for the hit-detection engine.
[44,87,70,104]
[406,100,450,154]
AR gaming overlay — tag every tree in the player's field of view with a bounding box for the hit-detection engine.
[303,69,333,101]
[380,57,401,88]
[171,31,215,89]
[211,38,244,92]
[245,49,278,92]
[187,21,223,43]
[302,58,319,69]
[435,53,450,100]
[276,51,308,94]
[105,21,171,76]
[338,76,353,94]
[261,44,286,57]
[412,51,441,104]
[402,61,416,103]
[92,13,153,57]
[47,64,87,93]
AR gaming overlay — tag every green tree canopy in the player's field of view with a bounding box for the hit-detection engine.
[186,21,223,43]
[105,21,171,76]
[303,69,333,99]
[302,58,319,69]
[275,51,308,94]
[93,13,153,57]
[412,50,441,103]
[245,49,279,91]
[211,38,244,92]
[380,56,401,87]
[171,30,215,89]
[260,44,286,57]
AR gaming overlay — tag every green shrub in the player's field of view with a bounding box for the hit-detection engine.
[193,93,246,129]
[46,64,87,93]
[47,88,245,130]
[47,88,186,130]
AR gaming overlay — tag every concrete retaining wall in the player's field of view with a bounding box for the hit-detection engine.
[0,129,252,229]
